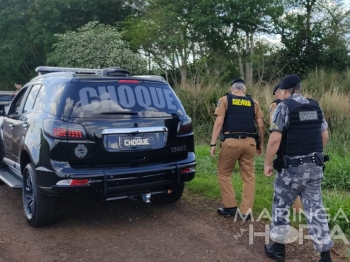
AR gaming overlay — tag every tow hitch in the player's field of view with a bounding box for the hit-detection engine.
[105,190,168,202]
[141,193,151,203]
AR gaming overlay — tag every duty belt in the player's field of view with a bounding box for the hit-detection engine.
[224,134,255,139]
[286,155,321,167]
[273,153,328,172]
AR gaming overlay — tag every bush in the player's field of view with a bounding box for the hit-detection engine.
[47,21,148,74]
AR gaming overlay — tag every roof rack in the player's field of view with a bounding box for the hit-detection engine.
[35,66,130,77]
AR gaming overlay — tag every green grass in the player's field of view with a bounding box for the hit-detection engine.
[188,144,350,233]
[179,70,350,191]
[180,69,350,235]
[323,191,350,235]
[188,144,274,213]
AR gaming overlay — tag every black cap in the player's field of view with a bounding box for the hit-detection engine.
[279,74,301,89]
[272,84,280,95]
[231,78,245,85]
[15,81,21,85]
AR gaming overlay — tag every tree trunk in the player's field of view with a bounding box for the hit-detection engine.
[238,53,244,79]
[180,50,187,87]
[179,30,187,88]
[148,52,151,73]
[305,0,316,56]
[249,32,254,85]
[245,33,249,83]
[164,70,169,83]
[244,32,253,86]
[170,52,178,86]
[180,67,187,88]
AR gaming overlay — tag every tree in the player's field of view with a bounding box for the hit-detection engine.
[317,0,350,71]
[275,0,350,76]
[0,0,134,88]
[125,0,283,86]
[251,40,288,84]
[47,21,148,74]
[125,0,203,86]
[220,0,283,85]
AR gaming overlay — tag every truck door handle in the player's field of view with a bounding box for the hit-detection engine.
[9,124,13,128]
[23,123,28,128]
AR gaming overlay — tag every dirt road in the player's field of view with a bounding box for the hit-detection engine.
[0,186,345,262]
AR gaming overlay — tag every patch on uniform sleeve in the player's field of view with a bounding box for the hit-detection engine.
[216,100,221,107]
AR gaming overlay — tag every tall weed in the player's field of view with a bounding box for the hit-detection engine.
[176,69,350,190]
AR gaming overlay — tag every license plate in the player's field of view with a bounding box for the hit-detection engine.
[119,134,156,149]
[104,133,166,151]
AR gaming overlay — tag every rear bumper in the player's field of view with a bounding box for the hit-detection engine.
[38,153,196,198]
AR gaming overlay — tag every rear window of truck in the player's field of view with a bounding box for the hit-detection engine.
[43,81,186,118]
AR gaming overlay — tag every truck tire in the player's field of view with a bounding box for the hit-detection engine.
[152,182,185,204]
[22,163,56,227]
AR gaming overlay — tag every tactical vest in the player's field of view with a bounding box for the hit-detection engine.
[223,94,256,134]
[280,98,323,156]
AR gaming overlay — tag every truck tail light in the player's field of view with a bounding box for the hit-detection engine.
[180,167,195,174]
[43,119,86,140]
[177,118,193,136]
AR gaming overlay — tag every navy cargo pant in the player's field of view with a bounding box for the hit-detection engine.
[270,161,334,252]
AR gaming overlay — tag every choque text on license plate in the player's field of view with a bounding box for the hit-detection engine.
[121,136,151,147]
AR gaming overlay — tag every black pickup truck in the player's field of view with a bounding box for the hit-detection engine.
[0,67,196,227]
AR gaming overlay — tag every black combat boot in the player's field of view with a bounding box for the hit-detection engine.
[319,251,332,262]
[217,207,237,216]
[265,242,286,262]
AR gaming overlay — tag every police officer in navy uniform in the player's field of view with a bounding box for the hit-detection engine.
[210,78,264,220]
[264,74,333,262]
